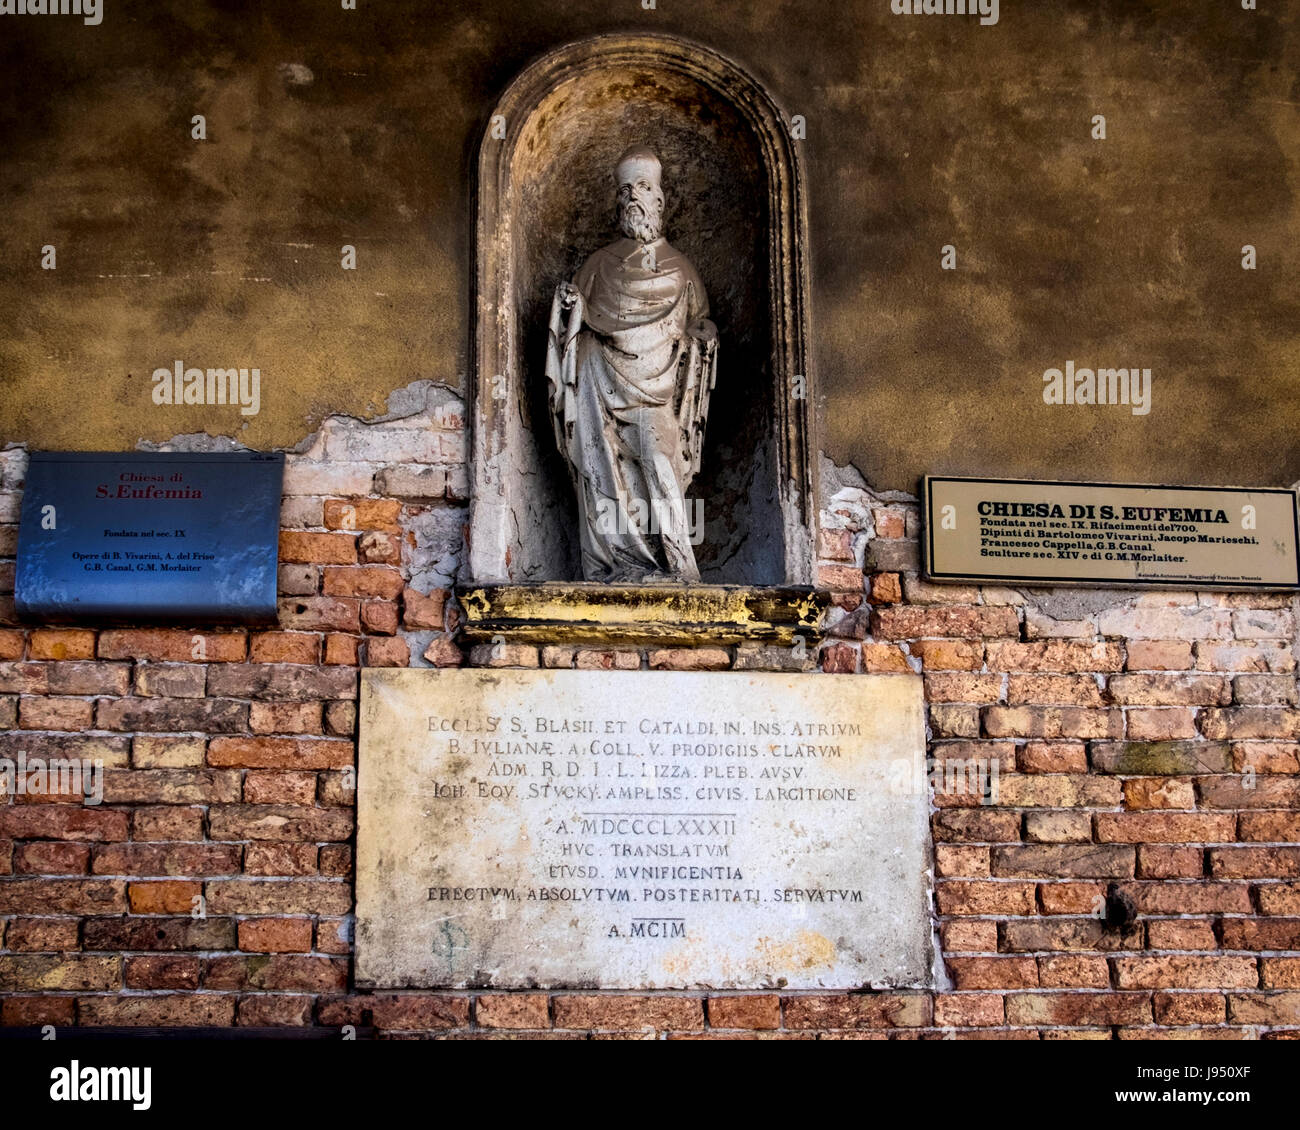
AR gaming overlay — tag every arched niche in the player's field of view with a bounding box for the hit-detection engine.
[468,33,817,587]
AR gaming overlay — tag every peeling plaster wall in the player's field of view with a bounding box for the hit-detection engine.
[1,1,1297,495]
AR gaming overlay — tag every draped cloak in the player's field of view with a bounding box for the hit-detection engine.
[546,236,717,582]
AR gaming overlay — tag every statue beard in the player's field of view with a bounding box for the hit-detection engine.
[618,198,663,245]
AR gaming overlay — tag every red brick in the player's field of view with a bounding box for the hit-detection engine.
[1137,845,1204,879]
[648,648,730,671]
[28,629,95,661]
[208,806,353,844]
[0,807,127,842]
[243,771,316,805]
[323,565,404,600]
[358,530,401,565]
[934,994,1005,1027]
[250,632,321,664]
[324,634,360,665]
[781,993,930,1029]
[860,643,911,673]
[992,845,1134,878]
[945,957,1039,990]
[2,996,75,1027]
[1128,708,1198,740]
[4,919,79,951]
[1123,777,1196,809]
[14,842,90,874]
[874,606,1018,640]
[1200,708,1300,740]
[1110,674,1230,706]
[926,673,1002,703]
[869,572,901,603]
[1153,991,1225,1025]
[476,994,551,1029]
[1233,742,1300,774]
[1146,920,1218,951]
[208,736,351,770]
[361,600,400,634]
[705,996,780,1030]
[91,842,240,876]
[204,878,351,915]
[821,643,857,673]
[0,629,24,660]
[238,918,314,953]
[277,596,360,632]
[817,564,864,592]
[77,995,236,1027]
[1210,847,1300,878]
[941,920,997,952]
[1114,955,1258,989]
[1126,640,1194,671]
[128,880,202,914]
[1095,812,1235,844]
[1227,992,1300,1025]
[552,995,705,1031]
[124,955,200,990]
[1038,882,1105,915]
[323,498,401,534]
[403,586,449,630]
[1006,992,1151,1026]
[1261,958,1300,988]
[131,806,205,842]
[365,636,410,666]
[237,994,314,1027]
[0,878,126,914]
[986,640,1125,673]
[278,531,356,565]
[98,629,245,662]
[984,706,1123,740]
[1219,919,1300,950]
[912,639,983,670]
[1123,881,1249,915]
[1037,955,1110,988]
[244,843,318,876]
[1258,883,1300,916]
[935,880,1036,915]
[369,994,470,1030]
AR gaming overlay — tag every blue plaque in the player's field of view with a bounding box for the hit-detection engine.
[15,452,283,624]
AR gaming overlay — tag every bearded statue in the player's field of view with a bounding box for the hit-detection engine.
[545,145,718,583]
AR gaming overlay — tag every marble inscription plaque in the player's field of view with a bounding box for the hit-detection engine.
[356,669,930,990]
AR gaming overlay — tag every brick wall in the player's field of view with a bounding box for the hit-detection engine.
[1,398,1298,1038]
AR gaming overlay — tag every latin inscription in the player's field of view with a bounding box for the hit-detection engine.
[355,669,930,989]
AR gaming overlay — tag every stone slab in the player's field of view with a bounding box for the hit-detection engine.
[356,668,930,990]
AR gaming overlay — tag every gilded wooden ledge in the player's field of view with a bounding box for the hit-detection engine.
[455,583,829,647]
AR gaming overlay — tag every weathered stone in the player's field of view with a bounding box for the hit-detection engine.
[355,669,929,989]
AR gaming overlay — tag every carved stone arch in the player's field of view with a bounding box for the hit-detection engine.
[468,32,818,587]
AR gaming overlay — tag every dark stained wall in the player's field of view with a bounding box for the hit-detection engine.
[0,0,1296,492]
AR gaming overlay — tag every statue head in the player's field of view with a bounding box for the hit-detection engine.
[614,145,665,244]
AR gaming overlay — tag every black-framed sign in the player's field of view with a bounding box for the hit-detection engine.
[15,451,284,623]
[924,476,1300,591]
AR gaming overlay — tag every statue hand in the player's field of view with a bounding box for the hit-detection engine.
[557,281,580,310]
[689,318,717,344]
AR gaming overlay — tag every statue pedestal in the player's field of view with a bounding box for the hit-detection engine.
[457,582,828,648]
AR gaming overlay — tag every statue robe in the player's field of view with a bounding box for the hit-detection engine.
[547,236,716,582]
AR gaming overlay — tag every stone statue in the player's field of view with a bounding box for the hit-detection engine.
[545,145,718,583]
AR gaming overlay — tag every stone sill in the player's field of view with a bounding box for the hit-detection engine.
[456,583,829,647]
